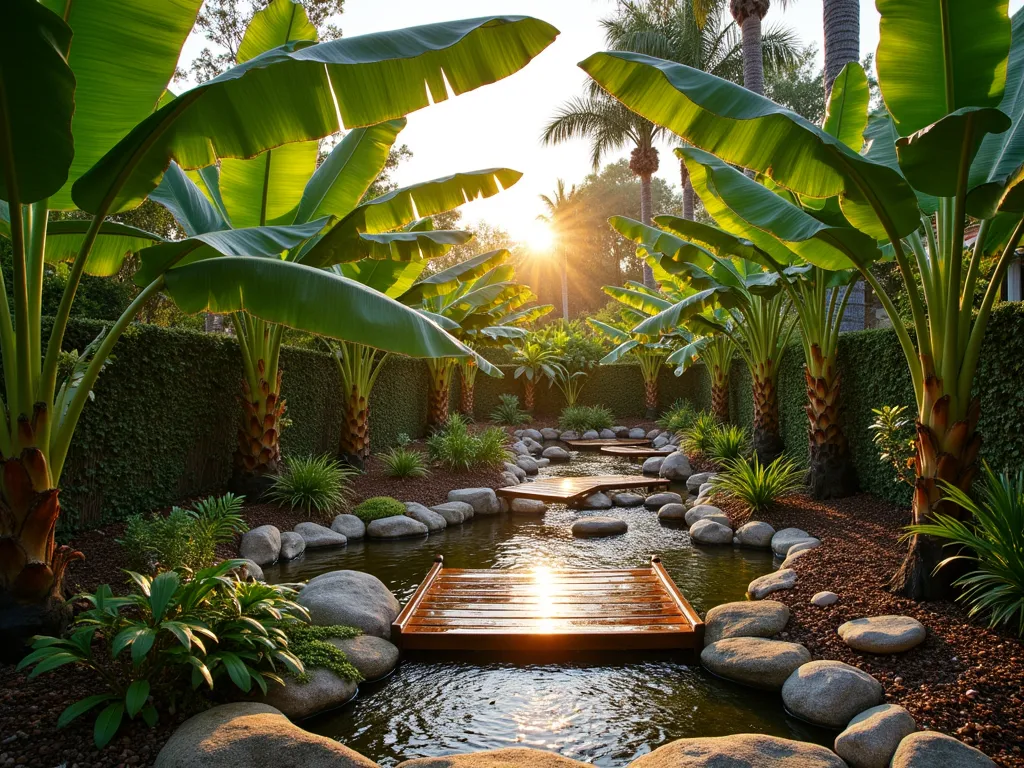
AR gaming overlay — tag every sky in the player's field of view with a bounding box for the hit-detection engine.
[178,0,1018,245]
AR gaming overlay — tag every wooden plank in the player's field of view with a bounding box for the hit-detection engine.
[563,439,651,449]
[600,446,674,458]
[495,475,670,504]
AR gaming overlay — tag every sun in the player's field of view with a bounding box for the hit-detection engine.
[522,220,555,252]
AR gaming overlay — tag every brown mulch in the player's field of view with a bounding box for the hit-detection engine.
[727,492,1024,767]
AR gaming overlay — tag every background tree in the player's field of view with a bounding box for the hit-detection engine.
[822,0,859,96]
[538,180,583,319]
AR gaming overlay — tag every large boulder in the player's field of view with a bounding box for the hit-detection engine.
[522,428,544,442]
[735,521,775,548]
[510,441,531,457]
[294,522,347,549]
[431,502,473,525]
[331,514,366,540]
[701,638,811,690]
[771,528,816,557]
[543,446,571,461]
[689,519,734,545]
[659,451,692,482]
[612,426,630,438]
[782,660,884,729]
[747,569,797,599]
[504,461,527,481]
[510,498,547,515]
[684,504,728,527]
[642,457,664,475]
[262,668,357,720]
[239,525,281,567]
[612,491,645,507]
[448,488,501,516]
[404,502,448,533]
[328,635,400,681]
[540,427,561,440]
[515,456,539,475]
[652,434,670,449]
[499,472,520,487]
[279,531,306,561]
[397,748,593,768]
[657,502,687,521]
[835,704,916,768]
[582,491,613,510]
[298,570,400,639]
[686,472,716,492]
[704,600,790,646]
[837,615,926,654]
[781,548,814,570]
[581,429,600,440]
[626,734,846,768]
[788,539,821,555]
[644,491,683,509]
[572,517,628,538]
[647,429,662,439]
[559,430,580,441]
[367,516,429,539]
[628,427,647,439]
[153,703,375,768]
[890,732,996,767]
[523,437,544,456]
[600,428,617,439]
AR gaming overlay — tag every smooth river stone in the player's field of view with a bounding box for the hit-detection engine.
[781,660,884,729]
[571,517,628,538]
[838,615,927,654]
[701,638,811,690]
[703,600,790,646]
[626,735,846,768]
[747,569,797,599]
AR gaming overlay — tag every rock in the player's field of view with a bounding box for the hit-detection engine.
[782,660,884,729]
[499,471,520,487]
[263,668,356,720]
[431,502,473,525]
[238,559,264,581]
[835,704,916,768]
[658,445,677,454]
[279,531,306,560]
[627,734,846,768]
[510,441,531,457]
[542,446,571,461]
[735,521,775,548]
[701,638,811,690]
[613,426,630,437]
[582,491,613,510]
[837,615,926,654]
[540,427,560,440]
[890,732,995,768]
[698,482,714,496]
[523,437,544,455]
[504,461,527,481]
[331,514,366,540]
[642,456,664,475]
[747,569,797,599]
[515,456,539,475]
[367,516,429,539]
[653,434,669,448]
[647,429,661,439]
[404,502,447,532]
[788,538,821,555]
[513,430,524,437]
[704,600,790,646]
[396,748,593,768]
[771,528,816,557]
[612,491,645,507]
[659,451,692,482]
[657,502,687,521]
[298,570,401,639]
[644,491,683,509]
[600,428,617,439]
[559,430,579,441]
[153,703,376,768]
[581,429,600,440]
[294,522,347,549]
[448,488,501,515]
[781,548,813,570]
[534,458,550,467]
[686,472,716,492]
[689,519,734,545]
[572,517,628,538]
[510,498,547,515]
[522,428,544,442]
[239,525,281,567]
[684,504,728,527]
[811,591,839,607]
[328,635,400,682]
[628,427,647,439]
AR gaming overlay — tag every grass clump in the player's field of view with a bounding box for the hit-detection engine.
[427,415,510,471]
[286,624,363,683]
[658,399,698,433]
[353,496,406,523]
[708,425,750,463]
[268,455,357,521]
[490,394,531,426]
[711,455,805,516]
[680,412,720,455]
[380,446,430,479]
[558,404,614,433]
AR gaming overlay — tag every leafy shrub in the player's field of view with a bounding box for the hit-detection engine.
[551,364,589,407]
[680,412,720,455]
[708,425,750,463]
[286,624,363,683]
[17,561,307,748]
[268,455,357,520]
[474,426,513,467]
[427,416,511,471]
[658,399,698,432]
[711,455,805,515]
[909,464,1024,635]
[188,492,247,541]
[558,404,614,433]
[491,393,531,426]
[380,446,430,479]
[353,496,406,523]
[869,404,916,486]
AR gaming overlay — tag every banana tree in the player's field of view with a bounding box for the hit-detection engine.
[507,340,562,413]
[671,331,736,423]
[581,2,1024,597]
[0,0,557,632]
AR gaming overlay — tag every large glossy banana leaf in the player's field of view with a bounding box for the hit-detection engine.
[632,288,722,339]
[608,216,717,277]
[654,214,769,265]
[237,0,317,64]
[399,249,512,305]
[336,260,425,298]
[150,162,229,236]
[44,220,168,277]
[822,62,870,151]
[72,16,558,214]
[355,230,474,261]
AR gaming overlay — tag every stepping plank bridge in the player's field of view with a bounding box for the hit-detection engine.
[495,474,669,507]
[392,556,704,652]
[563,438,650,450]
[600,445,674,459]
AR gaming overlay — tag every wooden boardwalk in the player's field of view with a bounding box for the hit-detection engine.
[392,556,704,652]
[563,438,650,450]
[495,474,669,505]
[600,445,673,458]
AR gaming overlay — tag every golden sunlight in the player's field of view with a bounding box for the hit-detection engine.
[521,219,555,253]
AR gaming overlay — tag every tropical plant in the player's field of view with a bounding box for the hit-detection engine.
[558,405,615,434]
[118,509,217,574]
[16,561,307,747]
[708,424,751,463]
[427,416,511,471]
[869,404,917,487]
[457,359,479,417]
[0,0,557,625]
[550,363,590,408]
[188,493,248,541]
[908,464,1024,636]
[822,0,859,97]
[589,314,669,418]
[711,455,805,515]
[583,6,1024,595]
[352,496,406,524]
[658,399,698,432]
[681,412,720,455]
[380,446,430,479]
[267,455,357,520]
[508,341,561,412]
[490,394,532,426]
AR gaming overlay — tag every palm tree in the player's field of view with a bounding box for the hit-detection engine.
[822,0,859,97]
[538,180,581,319]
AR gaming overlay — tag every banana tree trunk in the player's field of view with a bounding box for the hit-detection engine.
[339,383,371,465]
[459,362,478,417]
[751,361,783,464]
[889,369,982,600]
[640,172,655,288]
[232,360,285,495]
[427,359,455,429]
[643,374,658,420]
[711,366,730,423]
[523,378,536,413]
[822,0,860,97]
[805,345,858,498]
[680,157,695,221]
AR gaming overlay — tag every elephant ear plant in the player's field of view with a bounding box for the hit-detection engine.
[0,0,558,645]
[582,0,1024,597]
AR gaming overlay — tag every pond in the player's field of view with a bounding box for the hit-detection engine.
[264,452,832,766]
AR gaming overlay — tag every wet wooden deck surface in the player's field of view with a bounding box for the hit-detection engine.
[392,556,705,652]
[600,445,674,458]
[563,438,651,450]
[495,474,669,504]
